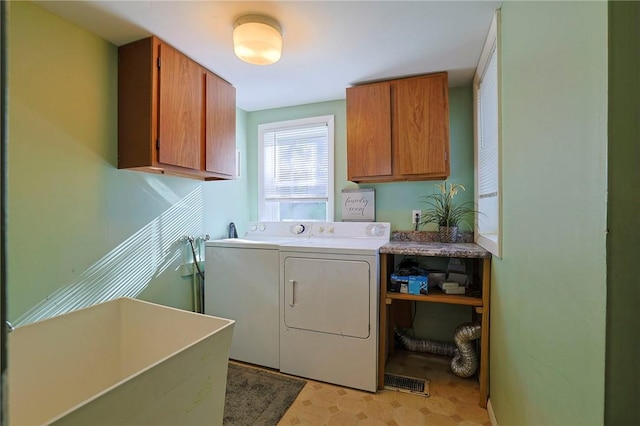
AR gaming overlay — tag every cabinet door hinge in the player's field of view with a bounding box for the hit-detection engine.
[156,139,160,151]
[157,57,161,68]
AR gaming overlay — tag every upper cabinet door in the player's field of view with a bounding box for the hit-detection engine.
[205,72,236,178]
[345,72,449,183]
[395,73,449,177]
[118,36,237,181]
[157,43,202,170]
[346,82,392,180]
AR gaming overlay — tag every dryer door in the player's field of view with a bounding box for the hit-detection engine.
[283,257,370,338]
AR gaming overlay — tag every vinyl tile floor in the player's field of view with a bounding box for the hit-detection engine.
[277,349,490,426]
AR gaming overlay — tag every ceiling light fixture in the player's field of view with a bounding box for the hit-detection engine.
[233,14,282,65]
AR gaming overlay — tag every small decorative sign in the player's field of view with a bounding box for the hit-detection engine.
[341,188,375,222]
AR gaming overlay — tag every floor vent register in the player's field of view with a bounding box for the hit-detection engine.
[383,373,430,397]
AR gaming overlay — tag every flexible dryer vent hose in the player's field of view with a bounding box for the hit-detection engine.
[395,322,482,378]
[451,323,482,378]
[395,330,457,357]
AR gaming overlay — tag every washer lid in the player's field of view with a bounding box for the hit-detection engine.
[279,238,385,255]
[205,238,284,249]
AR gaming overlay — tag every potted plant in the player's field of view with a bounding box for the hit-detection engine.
[419,181,478,243]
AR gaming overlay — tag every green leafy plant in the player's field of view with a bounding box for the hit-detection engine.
[419,182,478,230]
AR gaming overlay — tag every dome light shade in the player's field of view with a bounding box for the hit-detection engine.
[233,15,282,65]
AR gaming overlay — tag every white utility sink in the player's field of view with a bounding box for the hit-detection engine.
[8,297,235,425]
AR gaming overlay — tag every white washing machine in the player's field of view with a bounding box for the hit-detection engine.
[279,222,390,392]
[204,222,312,369]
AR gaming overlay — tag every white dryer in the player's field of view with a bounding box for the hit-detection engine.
[279,222,390,392]
[204,222,311,369]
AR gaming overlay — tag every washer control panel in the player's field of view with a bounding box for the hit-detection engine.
[245,221,390,240]
[246,222,312,238]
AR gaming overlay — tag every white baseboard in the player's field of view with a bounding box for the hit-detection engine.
[488,398,498,426]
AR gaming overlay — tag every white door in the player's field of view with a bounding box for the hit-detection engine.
[283,257,370,338]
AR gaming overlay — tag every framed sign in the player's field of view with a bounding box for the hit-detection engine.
[341,188,375,221]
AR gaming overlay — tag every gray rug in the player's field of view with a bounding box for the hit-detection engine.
[223,363,307,426]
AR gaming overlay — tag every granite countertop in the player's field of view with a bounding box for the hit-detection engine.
[381,231,491,258]
[380,241,491,258]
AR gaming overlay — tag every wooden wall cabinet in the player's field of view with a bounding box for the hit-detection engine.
[118,36,236,181]
[346,72,450,183]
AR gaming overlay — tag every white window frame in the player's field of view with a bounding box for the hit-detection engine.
[258,115,335,222]
[474,10,501,257]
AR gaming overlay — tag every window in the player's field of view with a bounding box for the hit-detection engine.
[474,10,501,256]
[258,115,334,221]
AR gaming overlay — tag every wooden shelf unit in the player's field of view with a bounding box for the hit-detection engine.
[378,252,491,408]
[385,291,482,307]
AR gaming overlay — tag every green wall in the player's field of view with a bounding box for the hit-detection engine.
[246,86,474,233]
[491,2,608,425]
[7,1,249,322]
[606,1,639,424]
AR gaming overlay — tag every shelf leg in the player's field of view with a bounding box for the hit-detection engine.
[378,253,390,390]
[479,257,491,408]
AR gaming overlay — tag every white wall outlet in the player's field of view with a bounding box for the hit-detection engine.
[412,210,422,224]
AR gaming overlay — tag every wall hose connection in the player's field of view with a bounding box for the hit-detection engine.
[395,322,482,378]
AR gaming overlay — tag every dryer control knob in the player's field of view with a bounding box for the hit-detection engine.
[291,224,306,235]
[250,224,258,232]
[367,224,386,237]
[259,223,266,232]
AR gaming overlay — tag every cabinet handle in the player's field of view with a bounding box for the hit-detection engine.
[288,279,296,307]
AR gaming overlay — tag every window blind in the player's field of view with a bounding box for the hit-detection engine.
[474,9,501,257]
[263,124,329,203]
[478,43,499,199]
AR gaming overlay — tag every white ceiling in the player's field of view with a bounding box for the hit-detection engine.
[34,0,501,112]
